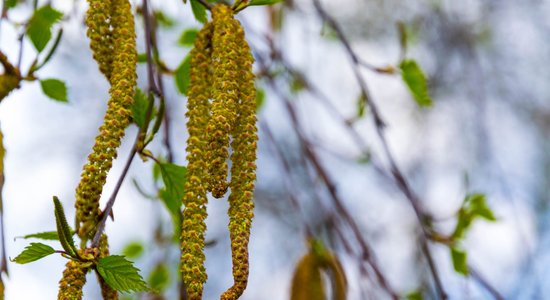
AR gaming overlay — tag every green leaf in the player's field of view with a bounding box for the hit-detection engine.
[11,243,55,264]
[6,0,18,8]
[450,247,469,275]
[40,79,68,102]
[249,0,284,6]
[174,55,191,95]
[399,59,432,107]
[406,290,424,300]
[137,53,147,63]
[27,5,63,52]
[122,242,144,259]
[148,263,170,292]
[97,255,148,293]
[53,197,78,258]
[132,88,149,129]
[357,93,366,118]
[256,88,265,111]
[190,0,207,24]
[158,163,187,215]
[467,193,497,221]
[178,29,199,47]
[21,231,60,241]
[154,10,175,28]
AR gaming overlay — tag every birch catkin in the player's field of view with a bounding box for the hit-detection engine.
[57,259,89,300]
[75,0,137,239]
[181,21,214,300]
[182,4,258,299]
[86,0,115,82]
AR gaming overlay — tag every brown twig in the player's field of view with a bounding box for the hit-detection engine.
[311,1,448,298]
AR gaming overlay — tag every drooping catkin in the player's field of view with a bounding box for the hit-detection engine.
[86,0,115,82]
[207,4,240,199]
[181,21,214,300]
[221,16,257,300]
[57,259,89,300]
[75,0,137,240]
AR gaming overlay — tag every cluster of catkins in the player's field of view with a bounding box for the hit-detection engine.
[182,4,258,300]
[58,0,137,299]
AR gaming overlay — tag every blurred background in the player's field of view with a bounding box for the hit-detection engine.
[0,0,549,299]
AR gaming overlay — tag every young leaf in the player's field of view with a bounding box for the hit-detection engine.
[148,263,170,292]
[356,93,366,118]
[11,243,55,264]
[256,87,266,111]
[122,242,144,259]
[178,29,199,47]
[53,197,78,258]
[406,290,424,300]
[27,5,63,52]
[399,59,432,107]
[20,231,60,241]
[132,88,149,129]
[40,79,68,102]
[174,55,191,95]
[450,247,468,276]
[137,53,148,63]
[154,10,175,28]
[97,255,148,293]
[467,193,497,221]
[159,163,187,206]
[249,0,284,6]
[190,0,207,24]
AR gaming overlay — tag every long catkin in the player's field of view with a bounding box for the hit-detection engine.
[75,0,137,240]
[181,21,214,300]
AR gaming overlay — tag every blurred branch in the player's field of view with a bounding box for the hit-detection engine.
[311,0,447,298]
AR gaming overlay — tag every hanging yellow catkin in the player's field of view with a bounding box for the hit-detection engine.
[75,0,137,240]
[181,21,214,300]
[0,52,21,101]
[86,0,114,82]
[221,15,257,300]
[290,253,325,300]
[57,253,90,300]
[207,4,240,199]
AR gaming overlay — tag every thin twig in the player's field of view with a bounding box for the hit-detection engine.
[469,265,505,300]
[312,0,447,298]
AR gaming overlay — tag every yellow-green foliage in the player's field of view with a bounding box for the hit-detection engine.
[181,20,214,300]
[182,4,258,299]
[57,259,89,300]
[75,0,137,240]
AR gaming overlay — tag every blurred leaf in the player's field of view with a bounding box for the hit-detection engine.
[357,93,366,118]
[20,231,60,241]
[406,290,424,300]
[154,10,175,28]
[467,193,497,221]
[190,0,207,24]
[450,247,468,276]
[137,53,147,63]
[256,88,265,111]
[132,88,149,129]
[27,5,63,52]
[148,263,170,292]
[53,197,78,258]
[97,255,148,293]
[152,161,162,183]
[290,253,325,300]
[399,59,432,107]
[40,79,68,102]
[249,0,284,6]
[6,0,18,8]
[11,243,55,264]
[122,242,144,259]
[451,208,471,241]
[174,55,191,95]
[178,28,199,46]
